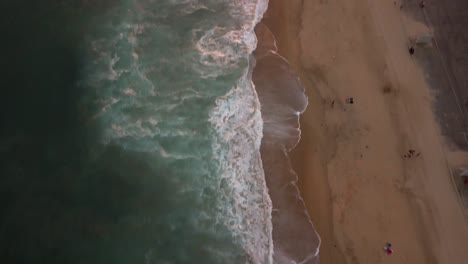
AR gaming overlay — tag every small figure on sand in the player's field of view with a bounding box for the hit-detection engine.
[331,100,335,108]
[419,1,426,8]
[346,97,354,104]
[384,242,394,255]
[409,46,415,55]
[403,149,420,158]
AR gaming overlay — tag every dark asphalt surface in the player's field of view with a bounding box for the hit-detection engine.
[405,0,468,150]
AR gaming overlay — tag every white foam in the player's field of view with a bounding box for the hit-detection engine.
[79,0,275,261]
[123,88,137,96]
[194,26,258,78]
[209,76,274,262]
[193,0,265,79]
[206,1,274,262]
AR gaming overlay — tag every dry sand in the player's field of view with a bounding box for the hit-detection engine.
[262,0,468,263]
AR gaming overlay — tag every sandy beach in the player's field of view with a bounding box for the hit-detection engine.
[261,0,468,263]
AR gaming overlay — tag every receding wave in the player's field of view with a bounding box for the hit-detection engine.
[253,22,321,264]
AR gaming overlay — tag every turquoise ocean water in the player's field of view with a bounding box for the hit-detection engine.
[0,0,274,263]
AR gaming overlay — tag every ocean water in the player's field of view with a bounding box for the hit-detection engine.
[0,0,273,263]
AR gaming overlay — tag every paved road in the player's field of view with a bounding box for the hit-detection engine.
[406,0,468,149]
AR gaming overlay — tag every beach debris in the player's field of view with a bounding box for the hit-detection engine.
[384,242,394,255]
[346,97,354,104]
[460,169,468,177]
[383,84,393,94]
[331,100,335,108]
[409,46,415,55]
[414,35,433,47]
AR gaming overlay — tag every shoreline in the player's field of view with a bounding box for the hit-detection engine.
[260,1,343,263]
[262,0,468,263]
[253,18,320,264]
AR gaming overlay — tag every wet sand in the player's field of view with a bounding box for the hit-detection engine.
[254,22,320,264]
[262,0,468,263]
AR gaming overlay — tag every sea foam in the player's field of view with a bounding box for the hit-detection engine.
[204,1,274,262]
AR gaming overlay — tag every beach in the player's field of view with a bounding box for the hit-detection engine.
[260,0,468,263]
[1,0,467,262]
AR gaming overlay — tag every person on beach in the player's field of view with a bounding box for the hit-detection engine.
[409,46,415,55]
[403,149,418,158]
[394,1,402,9]
[346,97,354,104]
[384,242,394,255]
